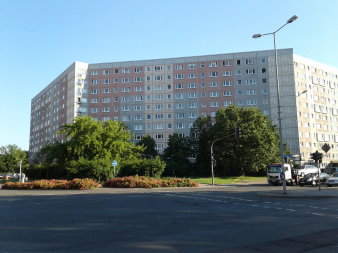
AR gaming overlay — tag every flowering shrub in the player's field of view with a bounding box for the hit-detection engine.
[1,178,99,190]
[104,176,198,188]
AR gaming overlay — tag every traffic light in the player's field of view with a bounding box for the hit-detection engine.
[311,151,323,164]
[235,127,242,138]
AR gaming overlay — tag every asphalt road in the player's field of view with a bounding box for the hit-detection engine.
[1,185,338,253]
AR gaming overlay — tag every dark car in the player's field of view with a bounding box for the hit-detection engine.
[299,173,329,186]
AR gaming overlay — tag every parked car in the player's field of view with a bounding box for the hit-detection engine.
[326,173,338,187]
[296,165,320,177]
[299,173,329,186]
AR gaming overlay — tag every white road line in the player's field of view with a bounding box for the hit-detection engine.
[312,213,324,216]
[285,209,296,212]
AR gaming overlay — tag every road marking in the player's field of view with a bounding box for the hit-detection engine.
[285,209,296,212]
[312,213,324,216]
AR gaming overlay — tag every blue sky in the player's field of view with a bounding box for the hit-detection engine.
[1,0,338,150]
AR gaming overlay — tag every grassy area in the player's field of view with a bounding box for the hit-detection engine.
[192,176,266,185]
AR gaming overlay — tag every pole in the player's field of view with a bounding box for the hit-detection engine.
[19,160,22,182]
[210,144,215,186]
[317,158,321,191]
[273,33,286,194]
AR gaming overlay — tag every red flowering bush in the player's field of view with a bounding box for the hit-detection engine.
[104,176,198,188]
[1,178,99,190]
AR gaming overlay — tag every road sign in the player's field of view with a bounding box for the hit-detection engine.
[322,143,331,153]
[112,160,118,166]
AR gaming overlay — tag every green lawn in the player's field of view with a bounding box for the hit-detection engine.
[192,176,266,185]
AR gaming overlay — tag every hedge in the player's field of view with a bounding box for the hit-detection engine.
[104,176,198,188]
[1,178,99,190]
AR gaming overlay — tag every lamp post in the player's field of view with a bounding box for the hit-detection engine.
[253,15,298,194]
[210,137,227,186]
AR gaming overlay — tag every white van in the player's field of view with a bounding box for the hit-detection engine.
[267,163,293,186]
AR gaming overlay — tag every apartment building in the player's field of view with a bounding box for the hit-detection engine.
[29,49,338,165]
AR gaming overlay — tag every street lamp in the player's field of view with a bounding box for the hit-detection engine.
[253,15,298,194]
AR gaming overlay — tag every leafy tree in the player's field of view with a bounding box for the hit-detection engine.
[189,116,214,176]
[119,156,166,178]
[137,135,158,158]
[0,145,28,174]
[162,134,193,177]
[213,105,279,176]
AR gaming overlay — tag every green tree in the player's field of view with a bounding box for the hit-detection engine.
[0,145,28,174]
[137,135,158,158]
[162,133,193,177]
[120,156,166,178]
[213,105,280,176]
[43,116,145,181]
[189,116,214,176]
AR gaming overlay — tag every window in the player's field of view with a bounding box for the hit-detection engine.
[262,89,268,94]
[224,101,232,106]
[188,102,197,108]
[167,75,172,80]
[146,76,151,81]
[210,82,218,87]
[91,89,98,94]
[200,73,205,78]
[91,98,98,103]
[114,69,118,74]
[122,77,130,83]
[237,60,241,65]
[247,99,257,105]
[188,73,196,79]
[223,60,231,66]
[91,70,98,76]
[91,80,98,85]
[91,108,98,113]
[155,114,164,119]
[201,92,206,97]
[237,70,241,75]
[155,94,163,100]
[209,62,217,67]
[200,63,205,68]
[176,113,184,119]
[237,90,243,95]
[114,88,119,93]
[175,74,184,79]
[114,78,119,83]
[102,107,110,112]
[102,98,111,103]
[246,69,255,74]
[262,78,267,84]
[223,80,232,86]
[103,70,110,75]
[134,86,142,92]
[155,85,163,91]
[210,101,219,107]
[134,125,143,130]
[134,105,143,111]
[122,68,130,74]
[224,91,232,96]
[200,82,206,88]
[155,75,162,81]
[134,115,143,120]
[103,116,110,121]
[189,83,196,88]
[155,66,162,71]
[122,97,130,102]
[237,80,242,85]
[188,64,196,69]
[103,79,111,84]
[134,96,143,101]
[209,72,218,77]
[121,106,130,111]
[210,91,219,97]
[188,93,197,98]
[122,87,130,92]
[262,68,266,73]
[247,89,256,95]
[175,93,184,99]
[135,67,142,73]
[155,124,164,129]
[134,77,142,82]
[245,59,255,65]
[176,65,183,70]
[189,112,197,118]
[176,123,185,129]
[155,104,163,110]
[176,103,184,109]
[146,66,151,72]
[223,71,232,76]
[246,79,257,85]
[261,58,266,64]
[156,134,164,139]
